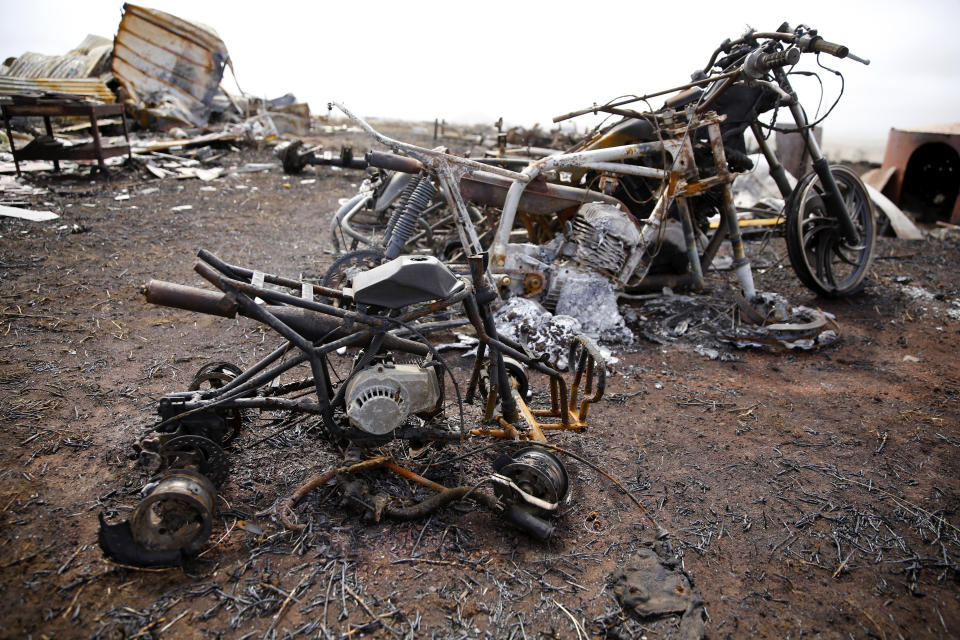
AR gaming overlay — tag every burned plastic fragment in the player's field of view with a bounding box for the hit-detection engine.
[98,513,183,567]
[609,545,706,639]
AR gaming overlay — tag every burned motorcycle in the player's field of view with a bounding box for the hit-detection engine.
[281,140,523,287]
[324,23,874,302]
[98,251,605,566]
[552,22,875,297]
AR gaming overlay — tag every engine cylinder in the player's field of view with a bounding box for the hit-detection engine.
[567,203,642,281]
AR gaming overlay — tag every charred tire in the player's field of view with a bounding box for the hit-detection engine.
[188,362,244,444]
[785,164,876,297]
[321,249,385,291]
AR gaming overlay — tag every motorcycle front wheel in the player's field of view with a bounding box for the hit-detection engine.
[785,164,876,297]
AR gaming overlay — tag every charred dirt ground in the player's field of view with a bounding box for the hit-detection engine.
[1,125,958,640]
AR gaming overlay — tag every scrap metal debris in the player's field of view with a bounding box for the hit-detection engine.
[862,180,924,239]
[112,3,230,128]
[0,2,314,184]
[718,291,837,350]
[624,289,836,356]
[0,174,47,201]
[0,203,58,221]
[0,35,115,103]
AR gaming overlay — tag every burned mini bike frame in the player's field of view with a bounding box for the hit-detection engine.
[145,250,604,440]
[101,249,606,564]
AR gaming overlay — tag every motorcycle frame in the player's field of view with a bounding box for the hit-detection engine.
[333,102,759,299]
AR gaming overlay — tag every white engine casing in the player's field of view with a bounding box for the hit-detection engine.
[344,363,440,435]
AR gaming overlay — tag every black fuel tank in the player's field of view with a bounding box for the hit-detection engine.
[351,256,464,309]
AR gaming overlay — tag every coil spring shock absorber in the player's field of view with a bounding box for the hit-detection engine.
[383,175,422,246]
[384,173,437,259]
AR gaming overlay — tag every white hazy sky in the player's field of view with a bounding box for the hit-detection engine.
[3,0,959,159]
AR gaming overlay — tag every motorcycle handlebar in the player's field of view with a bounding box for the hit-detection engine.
[755,47,802,73]
[722,30,858,63]
[555,27,867,124]
[803,36,849,58]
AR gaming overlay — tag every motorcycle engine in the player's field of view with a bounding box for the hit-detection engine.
[566,202,643,284]
[501,202,643,304]
[344,363,441,435]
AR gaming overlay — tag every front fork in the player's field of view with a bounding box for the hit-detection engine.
[760,70,862,247]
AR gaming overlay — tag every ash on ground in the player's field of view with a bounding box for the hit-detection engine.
[621,289,837,360]
[552,268,632,342]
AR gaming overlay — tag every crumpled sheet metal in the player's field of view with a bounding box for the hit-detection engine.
[720,292,838,350]
[0,35,114,102]
[2,35,113,79]
[112,3,230,127]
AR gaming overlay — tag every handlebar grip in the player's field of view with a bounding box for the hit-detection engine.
[810,38,849,58]
[756,47,801,73]
[364,151,426,174]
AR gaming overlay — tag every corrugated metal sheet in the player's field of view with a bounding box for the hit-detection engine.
[2,35,113,79]
[0,35,114,102]
[0,77,114,103]
[112,3,229,127]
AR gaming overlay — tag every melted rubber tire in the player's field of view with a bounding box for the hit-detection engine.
[187,362,244,444]
[785,164,876,297]
[321,249,385,291]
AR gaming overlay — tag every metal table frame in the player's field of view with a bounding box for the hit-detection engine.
[2,99,132,176]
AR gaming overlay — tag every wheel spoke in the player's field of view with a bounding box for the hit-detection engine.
[833,242,863,266]
[801,216,836,248]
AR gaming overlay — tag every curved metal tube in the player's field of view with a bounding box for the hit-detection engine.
[331,192,375,250]
[331,102,529,183]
